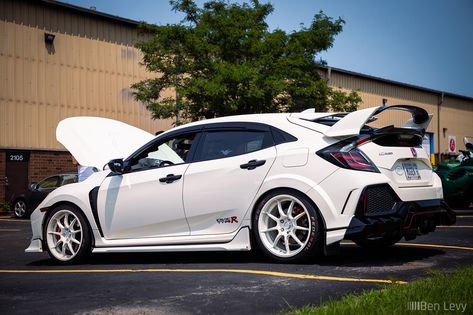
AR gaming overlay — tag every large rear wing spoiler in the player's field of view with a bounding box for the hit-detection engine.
[323,105,432,137]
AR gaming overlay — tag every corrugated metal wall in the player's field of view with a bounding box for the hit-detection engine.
[0,0,140,46]
[328,70,473,153]
[0,0,172,151]
[1,0,472,155]
[439,96,473,153]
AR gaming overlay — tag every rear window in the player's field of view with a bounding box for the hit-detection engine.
[310,115,376,134]
[371,129,423,147]
[311,106,422,133]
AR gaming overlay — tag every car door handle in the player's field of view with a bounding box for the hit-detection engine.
[240,159,266,170]
[159,174,182,184]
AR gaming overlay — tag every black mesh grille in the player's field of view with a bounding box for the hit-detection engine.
[364,185,399,216]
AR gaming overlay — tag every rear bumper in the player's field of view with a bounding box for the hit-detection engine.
[345,199,456,241]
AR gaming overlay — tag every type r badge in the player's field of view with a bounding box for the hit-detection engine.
[216,216,238,224]
[410,147,417,157]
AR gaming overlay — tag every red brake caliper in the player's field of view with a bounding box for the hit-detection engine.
[293,206,303,217]
[55,217,64,241]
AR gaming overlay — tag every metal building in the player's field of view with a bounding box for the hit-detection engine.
[0,0,173,202]
[1,0,473,203]
[323,67,473,162]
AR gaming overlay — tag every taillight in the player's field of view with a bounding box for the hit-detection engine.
[317,137,379,173]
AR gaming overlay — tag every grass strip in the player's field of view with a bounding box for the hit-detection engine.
[285,266,473,314]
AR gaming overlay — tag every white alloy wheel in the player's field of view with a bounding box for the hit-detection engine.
[14,200,27,218]
[257,194,312,258]
[46,209,83,261]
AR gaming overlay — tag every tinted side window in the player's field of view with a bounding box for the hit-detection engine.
[197,130,272,161]
[61,175,78,186]
[38,176,60,189]
[129,133,197,172]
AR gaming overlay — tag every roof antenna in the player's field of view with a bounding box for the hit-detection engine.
[90,6,96,11]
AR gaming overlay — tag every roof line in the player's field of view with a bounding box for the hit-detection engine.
[36,1,473,102]
[39,0,141,26]
[324,66,473,102]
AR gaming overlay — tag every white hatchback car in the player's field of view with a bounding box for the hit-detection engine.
[26,105,455,263]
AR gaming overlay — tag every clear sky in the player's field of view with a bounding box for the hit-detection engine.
[62,0,473,98]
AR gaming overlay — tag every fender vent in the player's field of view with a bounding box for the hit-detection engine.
[89,186,103,237]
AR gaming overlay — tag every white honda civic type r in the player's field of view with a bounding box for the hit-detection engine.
[26,105,455,263]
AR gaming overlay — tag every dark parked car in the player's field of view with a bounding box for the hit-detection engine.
[11,173,78,218]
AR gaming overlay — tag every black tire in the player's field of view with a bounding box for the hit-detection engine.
[13,199,28,219]
[253,189,323,263]
[353,231,402,249]
[43,204,92,264]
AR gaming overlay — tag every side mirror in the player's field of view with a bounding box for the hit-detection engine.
[108,159,124,174]
[30,183,38,190]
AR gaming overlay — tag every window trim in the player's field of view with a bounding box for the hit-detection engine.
[121,122,297,171]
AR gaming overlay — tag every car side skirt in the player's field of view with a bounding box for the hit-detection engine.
[92,227,251,253]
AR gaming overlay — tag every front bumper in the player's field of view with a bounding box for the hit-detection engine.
[345,199,456,241]
[25,239,43,253]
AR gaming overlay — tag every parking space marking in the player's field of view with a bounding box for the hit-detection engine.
[0,229,21,232]
[341,241,473,251]
[395,243,473,251]
[438,225,473,228]
[0,219,30,223]
[0,268,406,284]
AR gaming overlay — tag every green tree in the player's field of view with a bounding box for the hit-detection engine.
[132,0,361,124]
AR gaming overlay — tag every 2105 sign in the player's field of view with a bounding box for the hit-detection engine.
[9,155,24,161]
[7,151,29,162]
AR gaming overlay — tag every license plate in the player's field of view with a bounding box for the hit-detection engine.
[402,162,421,180]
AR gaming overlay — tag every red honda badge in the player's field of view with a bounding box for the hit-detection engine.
[410,147,417,157]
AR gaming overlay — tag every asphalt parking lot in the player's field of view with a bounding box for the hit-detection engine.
[0,213,472,315]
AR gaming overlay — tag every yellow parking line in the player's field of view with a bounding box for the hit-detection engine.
[0,218,30,223]
[0,229,20,232]
[395,243,473,251]
[0,268,406,284]
[341,241,473,251]
[438,225,473,228]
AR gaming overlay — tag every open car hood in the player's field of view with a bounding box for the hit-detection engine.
[56,117,154,170]
[323,105,431,137]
